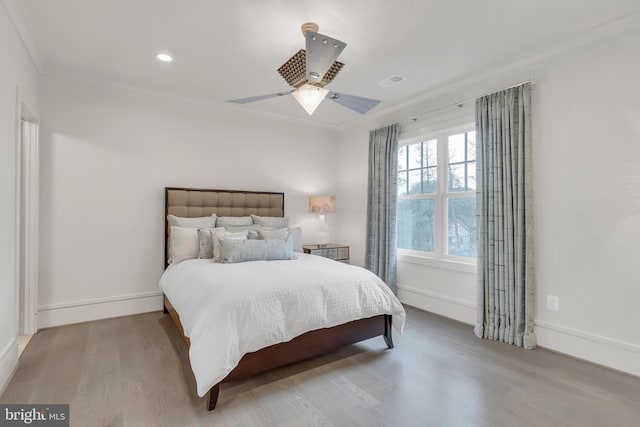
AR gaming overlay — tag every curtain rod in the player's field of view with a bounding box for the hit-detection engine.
[399,79,534,126]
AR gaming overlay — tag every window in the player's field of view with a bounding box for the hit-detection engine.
[397,127,477,261]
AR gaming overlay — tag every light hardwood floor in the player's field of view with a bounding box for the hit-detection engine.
[17,334,33,357]
[2,306,640,426]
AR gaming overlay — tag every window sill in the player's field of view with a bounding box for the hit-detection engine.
[397,252,477,274]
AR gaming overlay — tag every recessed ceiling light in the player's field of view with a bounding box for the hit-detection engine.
[156,53,173,62]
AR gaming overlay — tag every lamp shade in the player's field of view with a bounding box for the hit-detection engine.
[309,195,336,214]
[292,84,329,115]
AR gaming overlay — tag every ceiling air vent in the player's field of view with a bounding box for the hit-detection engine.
[378,75,406,87]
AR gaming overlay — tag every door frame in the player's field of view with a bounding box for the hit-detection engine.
[14,86,39,335]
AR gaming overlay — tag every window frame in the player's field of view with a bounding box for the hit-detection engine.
[397,123,477,266]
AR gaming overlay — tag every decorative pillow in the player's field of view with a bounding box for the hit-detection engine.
[167,214,217,262]
[198,227,225,259]
[211,229,249,261]
[222,224,262,239]
[216,216,252,227]
[218,238,295,263]
[289,227,303,253]
[251,214,289,228]
[257,228,290,240]
[169,226,200,264]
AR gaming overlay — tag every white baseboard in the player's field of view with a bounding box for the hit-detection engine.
[0,337,18,396]
[397,284,476,325]
[535,320,640,378]
[398,283,640,378]
[38,291,164,329]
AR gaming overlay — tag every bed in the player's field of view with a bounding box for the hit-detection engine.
[160,187,405,410]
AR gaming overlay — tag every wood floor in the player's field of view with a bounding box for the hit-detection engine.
[2,306,640,427]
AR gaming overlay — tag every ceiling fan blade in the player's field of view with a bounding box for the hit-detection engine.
[228,91,293,104]
[326,91,381,114]
[305,31,346,85]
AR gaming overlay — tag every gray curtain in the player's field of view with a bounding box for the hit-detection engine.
[365,123,400,293]
[474,83,536,349]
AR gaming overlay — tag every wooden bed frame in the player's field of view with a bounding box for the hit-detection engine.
[162,187,394,410]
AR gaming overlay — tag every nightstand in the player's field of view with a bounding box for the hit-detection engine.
[302,244,350,264]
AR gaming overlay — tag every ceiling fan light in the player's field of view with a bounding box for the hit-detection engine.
[156,53,173,62]
[292,84,329,115]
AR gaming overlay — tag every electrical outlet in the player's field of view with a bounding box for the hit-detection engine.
[546,295,560,311]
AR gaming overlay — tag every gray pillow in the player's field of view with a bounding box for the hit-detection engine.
[218,238,295,263]
[211,229,249,261]
[217,216,252,227]
[257,227,303,252]
[223,224,262,239]
[197,227,225,259]
[251,214,289,228]
[257,228,289,240]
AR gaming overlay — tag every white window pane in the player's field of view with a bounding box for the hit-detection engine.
[397,198,435,252]
[398,146,407,171]
[447,197,477,258]
[468,161,476,191]
[467,131,476,161]
[398,171,407,196]
[408,169,422,195]
[408,143,422,169]
[423,166,437,194]
[423,139,437,167]
[448,133,465,163]
[448,163,466,192]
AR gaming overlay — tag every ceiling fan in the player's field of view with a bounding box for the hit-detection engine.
[229,23,380,116]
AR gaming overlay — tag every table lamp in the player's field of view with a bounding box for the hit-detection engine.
[308,195,336,247]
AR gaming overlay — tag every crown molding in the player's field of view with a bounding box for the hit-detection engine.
[41,70,342,132]
[2,0,45,72]
[4,1,639,129]
[337,10,640,131]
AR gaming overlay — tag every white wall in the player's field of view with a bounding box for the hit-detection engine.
[0,4,39,392]
[338,28,640,376]
[37,75,340,328]
[531,29,640,375]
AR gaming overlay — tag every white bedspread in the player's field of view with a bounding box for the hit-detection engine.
[159,253,406,396]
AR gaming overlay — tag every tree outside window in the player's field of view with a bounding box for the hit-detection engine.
[397,128,477,261]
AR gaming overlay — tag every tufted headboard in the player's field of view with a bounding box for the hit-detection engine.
[164,187,285,266]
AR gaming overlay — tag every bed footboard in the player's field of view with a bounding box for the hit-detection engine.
[205,313,393,411]
[163,295,394,411]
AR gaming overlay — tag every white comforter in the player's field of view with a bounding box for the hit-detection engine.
[159,253,406,396]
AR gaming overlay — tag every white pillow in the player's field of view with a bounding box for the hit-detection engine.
[251,214,289,228]
[216,216,252,227]
[167,214,217,228]
[167,214,217,263]
[218,238,295,263]
[170,226,200,264]
[211,229,249,261]
[198,227,225,259]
